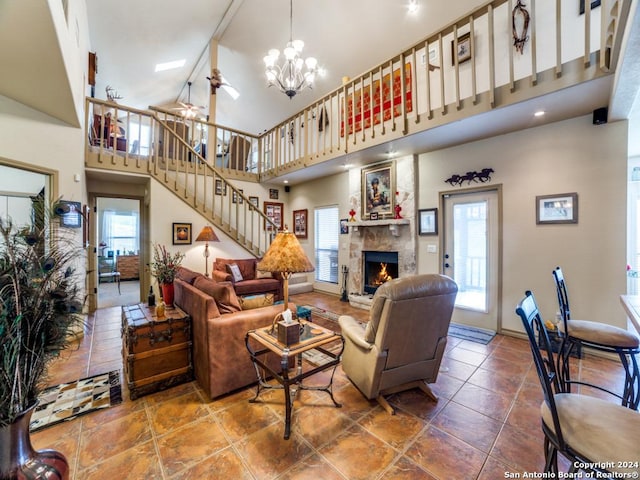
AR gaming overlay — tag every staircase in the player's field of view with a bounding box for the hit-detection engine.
[85,100,276,257]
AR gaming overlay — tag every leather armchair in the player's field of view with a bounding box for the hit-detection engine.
[338,274,457,414]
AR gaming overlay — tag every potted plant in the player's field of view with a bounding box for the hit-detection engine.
[150,244,184,307]
[0,207,83,479]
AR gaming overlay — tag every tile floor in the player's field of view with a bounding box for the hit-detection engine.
[33,291,629,479]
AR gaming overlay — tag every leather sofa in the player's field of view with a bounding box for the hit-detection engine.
[212,257,283,300]
[173,266,286,399]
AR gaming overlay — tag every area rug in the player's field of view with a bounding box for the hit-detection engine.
[448,323,496,345]
[30,370,122,432]
[302,305,496,345]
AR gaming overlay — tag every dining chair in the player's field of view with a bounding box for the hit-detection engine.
[516,290,640,475]
[552,266,639,409]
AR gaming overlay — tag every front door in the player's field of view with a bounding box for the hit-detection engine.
[442,187,501,331]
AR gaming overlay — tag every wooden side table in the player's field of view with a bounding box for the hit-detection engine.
[121,303,193,400]
[245,321,344,439]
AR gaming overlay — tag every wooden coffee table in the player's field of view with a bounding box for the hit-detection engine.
[245,320,344,439]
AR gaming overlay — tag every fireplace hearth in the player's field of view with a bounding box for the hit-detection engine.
[363,251,398,294]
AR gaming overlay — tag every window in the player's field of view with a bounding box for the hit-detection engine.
[453,200,488,311]
[102,210,139,255]
[314,206,339,283]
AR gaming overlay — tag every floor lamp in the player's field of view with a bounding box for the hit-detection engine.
[196,225,219,277]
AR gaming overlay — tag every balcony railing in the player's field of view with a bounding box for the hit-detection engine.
[257,0,630,180]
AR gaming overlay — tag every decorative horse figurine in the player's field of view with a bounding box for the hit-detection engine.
[461,171,478,185]
[476,168,494,182]
[445,168,495,186]
[445,174,462,186]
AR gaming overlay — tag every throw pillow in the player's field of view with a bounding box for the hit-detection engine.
[239,293,275,310]
[193,278,241,314]
[226,263,244,282]
[255,270,273,279]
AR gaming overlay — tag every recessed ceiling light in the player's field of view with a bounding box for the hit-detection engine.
[534,110,545,117]
[343,163,353,169]
[155,59,186,72]
[408,0,419,14]
[283,180,289,184]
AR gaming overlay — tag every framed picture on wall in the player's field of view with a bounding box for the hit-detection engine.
[232,189,244,204]
[263,201,283,231]
[269,188,279,199]
[249,196,259,210]
[362,161,395,219]
[536,193,578,224]
[451,32,471,66]
[293,209,308,238]
[340,219,349,234]
[580,0,600,14]
[418,208,438,235]
[172,222,192,245]
[58,201,82,228]
[215,179,227,196]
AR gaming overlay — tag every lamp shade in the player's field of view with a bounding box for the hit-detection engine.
[257,230,314,274]
[196,225,219,242]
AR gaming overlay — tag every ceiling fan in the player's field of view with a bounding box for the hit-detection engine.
[173,81,205,118]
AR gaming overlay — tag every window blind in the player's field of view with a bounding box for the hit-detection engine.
[314,206,339,283]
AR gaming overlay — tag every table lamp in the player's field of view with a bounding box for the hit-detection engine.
[195,225,219,277]
[257,229,315,312]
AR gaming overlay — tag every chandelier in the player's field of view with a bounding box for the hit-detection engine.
[263,0,319,99]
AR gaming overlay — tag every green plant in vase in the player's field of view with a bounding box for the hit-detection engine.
[150,244,184,307]
[0,203,84,479]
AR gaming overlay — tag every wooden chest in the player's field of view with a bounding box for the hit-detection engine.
[121,303,193,400]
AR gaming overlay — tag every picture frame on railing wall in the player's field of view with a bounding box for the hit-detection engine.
[232,189,244,204]
[580,0,600,15]
[451,32,472,66]
[249,196,259,210]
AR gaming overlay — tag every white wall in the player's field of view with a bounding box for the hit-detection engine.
[291,114,628,334]
[149,180,257,277]
[417,114,628,333]
[289,171,351,295]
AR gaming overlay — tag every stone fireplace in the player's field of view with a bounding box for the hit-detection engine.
[347,219,416,309]
[346,155,417,309]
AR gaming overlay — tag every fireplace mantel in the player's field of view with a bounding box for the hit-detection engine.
[350,218,410,236]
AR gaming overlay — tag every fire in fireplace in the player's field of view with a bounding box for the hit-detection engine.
[363,251,399,294]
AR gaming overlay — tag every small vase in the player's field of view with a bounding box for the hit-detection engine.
[394,204,403,219]
[0,404,69,480]
[161,282,175,307]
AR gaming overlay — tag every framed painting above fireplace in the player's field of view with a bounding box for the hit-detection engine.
[362,161,395,219]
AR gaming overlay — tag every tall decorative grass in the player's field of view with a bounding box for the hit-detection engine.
[0,206,83,426]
